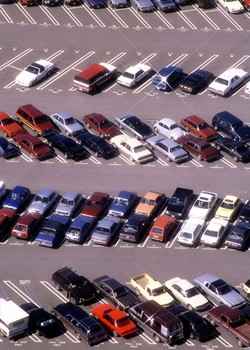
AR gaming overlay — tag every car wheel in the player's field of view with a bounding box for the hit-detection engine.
[198,155,203,161]
[187,304,192,311]
[153,127,158,134]
[238,340,244,347]
[234,156,239,162]
[214,125,218,131]
[113,331,118,337]
[153,334,161,343]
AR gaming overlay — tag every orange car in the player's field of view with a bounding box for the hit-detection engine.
[91,304,137,337]
[135,192,166,217]
[149,215,177,242]
[0,112,25,138]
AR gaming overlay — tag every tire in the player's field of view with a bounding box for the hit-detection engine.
[153,127,158,133]
[187,304,192,311]
[238,339,244,347]
[234,156,239,162]
[113,331,118,337]
[153,334,161,343]
[214,125,218,131]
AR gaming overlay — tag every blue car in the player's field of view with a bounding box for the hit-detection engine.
[108,191,138,218]
[66,215,96,244]
[3,186,31,212]
[0,137,20,159]
[85,0,106,8]
[152,65,185,91]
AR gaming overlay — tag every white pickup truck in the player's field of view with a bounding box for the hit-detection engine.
[130,273,174,306]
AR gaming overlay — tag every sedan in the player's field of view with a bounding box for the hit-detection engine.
[14,133,54,161]
[116,114,154,141]
[108,191,138,218]
[200,217,228,247]
[15,60,56,87]
[153,118,186,141]
[152,66,185,92]
[117,64,152,88]
[109,0,129,7]
[55,192,82,217]
[50,112,84,136]
[132,0,155,11]
[0,112,25,138]
[179,70,214,94]
[238,200,250,222]
[91,216,121,246]
[214,195,241,222]
[147,135,189,163]
[83,113,120,139]
[85,0,106,7]
[164,187,194,219]
[214,136,250,163]
[153,0,177,11]
[27,188,59,216]
[177,218,205,247]
[2,185,31,212]
[119,213,150,243]
[0,208,16,241]
[0,137,20,159]
[224,221,250,251]
[180,115,217,141]
[66,215,96,244]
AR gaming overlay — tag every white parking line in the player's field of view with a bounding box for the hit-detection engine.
[139,333,157,345]
[230,54,250,69]
[56,155,68,163]
[177,11,197,30]
[107,51,127,64]
[0,48,33,72]
[62,5,83,27]
[119,154,134,165]
[107,7,129,28]
[3,280,40,307]
[89,155,101,164]
[0,5,13,23]
[39,6,60,26]
[190,159,203,167]
[21,153,33,162]
[186,340,195,346]
[37,50,95,90]
[138,235,150,247]
[217,6,243,31]
[191,5,220,30]
[16,3,36,24]
[220,157,237,168]
[46,49,65,61]
[82,4,106,28]
[216,335,233,348]
[154,10,175,30]
[128,7,152,29]
[156,158,169,166]
[189,54,219,74]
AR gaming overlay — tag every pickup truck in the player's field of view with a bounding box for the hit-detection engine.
[130,273,174,307]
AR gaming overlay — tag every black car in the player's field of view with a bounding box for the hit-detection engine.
[52,267,98,304]
[165,187,194,219]
[214,135,250,163]
[20,303,63,338]
[179,70,214,94]
[0,136,20,159]
[44,131,89,161]
[212,112,250,143]
[238,200,250,223]
[116,115,154,141]
[197,0,215,8]
[53,303,108,346]
[74,130,117,159]
[224,221,250,251]
[167,304,216,342]
[93,275,141,310]
[119,213,150,243]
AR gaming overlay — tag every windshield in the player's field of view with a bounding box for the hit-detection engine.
[14,224,26,232]
[134,145,146,153]
[34,195,48,203]
[96,226,110,233]
[205,229,219,238]
[212,279,231,294]
[182,232,193,239]
[151,227,162,234]
[65,117,75,125]
[26,63,44,75]
[100,119,112,128]
[215,78,228,86]
[116,317,129,327]
[115,286,127,297]
[199,122,209,129]
[186,287,199,298]
[61,198,74,206]
[122,72,134,79]
[114,198,128,206]
[221,201,234,210]
[141,198,155,205]
[36,116,50,124]
[1,118,14,125]
[170,146,181,153]
[152,286,167,296]
[195,200,209,209]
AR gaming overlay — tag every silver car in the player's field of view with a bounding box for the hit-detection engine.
[132,0,155,10]
[109,0,129,7]
[91,216,121,246]
[50,112,84,136]
[27,189,59,216]
[147,135,189,163]
[193,273,246,309]
[153,118,186,141]
[55,192,82,217]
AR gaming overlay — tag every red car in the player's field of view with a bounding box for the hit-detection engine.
[91,304,137,337]
[0,112,25,138]
[0,208,16,241]
[11,212,41,240]
[181,115,218,141]
[13,133,54,161]
[81,192,110,219]
[149,215,177,242]
[83,113,121,139]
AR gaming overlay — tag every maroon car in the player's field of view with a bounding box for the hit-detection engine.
[13,133,54,161]
[181,115,218,141]
[83,113,121,139]
[177,134,220,162]
[81,192,110,219]
[11,212,41,240]
[0,208,16,241]
[207,305,250,347]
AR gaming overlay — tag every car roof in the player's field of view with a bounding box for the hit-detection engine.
[127,213,147,225]
[0,112,10,120]
[89,192,109,200]
[17,104,44,118]
[178,134,207,146]
[112,134,142,148]
[223,195,238,203]
[11,185,29,194]
[35,59,52,67]
[70,215,94,229]
[159,65,181,76]
[198,191,217,201]
[35,188,56,197]
[214,111,242,125]
[168,277,193,291]
[16,212,40,226]
[78,64,107,80]
[153,215,175,228]
[159,118,177,127]
[125,64,149,74]
[52,112,74,121]
[61,192,80,201]
[173,187,193,198]
[184,115,206,125]
[14,133,42,144]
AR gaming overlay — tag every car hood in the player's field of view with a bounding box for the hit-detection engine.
[235,126,250,141]
[3,198,21,210]
[223,290,246,307]
[16,71,35,85]
[35,232,55,244]
[216,207,232,219]
[112,0,127,3]
[109,203,126,215]
[66,123,83,134]
[135,148,153,159]
[154,293,174,306]
[29,202,46,214]
[56,204,71,216]
[227,0,244,10]
[199,128,217,140]
[188,295,209,309]
[3,123,23,136]
[172,147,188,158]
[189,207,208,219]
[209,81,227,93]
[236,323,250,340]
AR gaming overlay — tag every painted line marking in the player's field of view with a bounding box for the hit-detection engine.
[62,5,83,27]
[82,4,106,28]
[39,6,60,26]
[16,3,37,24]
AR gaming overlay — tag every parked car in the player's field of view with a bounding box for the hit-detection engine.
[109,0,129,7]
[73,63,116,94]
[52,267,98,304]
[49,112,84,136]
[207,305,250,347]
[238,200,250,222]
[177,218,205,247]
[132,0,155,11]
[180,115,217,141]
[197,0,215,9]
[208,68,248,96]
[241,280,250,299]
[54,192,82,217]
[19,0,41,5]
[164,187,193,219]
[119,213,150,243]
[0,137,20,159]
[65,215,96,244]
[108,191,138,218]
[83,113,120,139]
[153,118,186,141]
[91,216,121,246]
[115,115,153,141]
[15,60,56,87]
[212,111,250,143]
[64,0,82,5]
[42,0,62,6]
[0,112,24,138]
[135,191,166,217]
[0,181,7,201]
[2,185,31,212]
[188,191,218,220]
[200,217,228,247]
[214,195,241,222]
[14,133,54,161]
[179,70,213,94]
[177,134,220,161]
[217,0,244,12]
[91,304,137,337]
[164,277,210,311]
[110,134,154,164]
[245,81,250,93]
[193,273,246,308]
[153,0,177,11]
[27,188,59,216]
[11,212,41,240]
[147,135,189,163]
[0,208,16,241]
[81,192,110,219]
[117,64,151,88]
[85,0,106,7]
[214,135,250,163]
[224,221,250,251]
[16,104,57,136]
[152,66,185,91]
[149,215,177,242]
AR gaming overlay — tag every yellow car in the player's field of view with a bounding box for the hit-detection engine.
[215,195,241,221]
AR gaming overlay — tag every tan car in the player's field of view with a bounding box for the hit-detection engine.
[135,192,166,217]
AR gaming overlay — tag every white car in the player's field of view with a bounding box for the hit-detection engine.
[200,217,229,247]
[165,277,210,311]
[188,191,218,220]
[117,63,151,88]
[177,218,205,246]
[0,181,6,200]
[50,112,84,136]
[244,81,250,94]
[217,0,244,13]
[153,118,186,141]
[110,134,154,164]
[15,60,55,87]
[208,68,249,96]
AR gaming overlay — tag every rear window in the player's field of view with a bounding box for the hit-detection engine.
[14,224,27,232]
